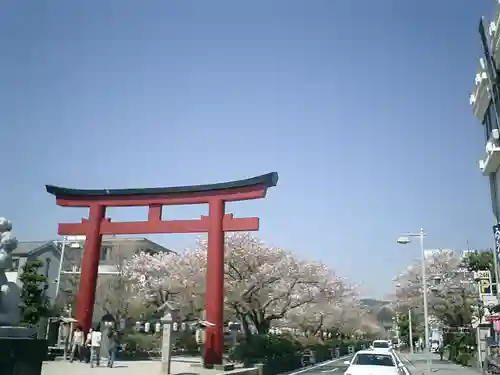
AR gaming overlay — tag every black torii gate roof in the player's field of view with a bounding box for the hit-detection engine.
[46,172,278,197]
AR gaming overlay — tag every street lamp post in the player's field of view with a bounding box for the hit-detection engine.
[54,236,68,302]
[408,309,414,355]
[397,228,431,374]
[54,236,85,301]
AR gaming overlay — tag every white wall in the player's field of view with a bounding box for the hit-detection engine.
[5,271,18,283]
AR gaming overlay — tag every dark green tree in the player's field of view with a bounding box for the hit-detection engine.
[462,251,495,280]
[396,311,419,346]
[461,249,498,296]
[19,259,50,326]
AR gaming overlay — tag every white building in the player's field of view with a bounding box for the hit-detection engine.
[471,6,500,242]
[8,237,173,306]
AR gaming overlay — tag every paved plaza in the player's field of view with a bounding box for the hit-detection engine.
[41,356,217,375]
[42,359,158,375]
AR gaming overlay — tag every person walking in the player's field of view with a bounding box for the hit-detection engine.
[84,328,93,363]
[89,326,102,368]
[438,341,444,361]
[61,321,71,360]
[69,326,84,363]
[106,327,120,368]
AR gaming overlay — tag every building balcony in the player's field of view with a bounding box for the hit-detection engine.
[479,131,500,175]
[62,264,120,275]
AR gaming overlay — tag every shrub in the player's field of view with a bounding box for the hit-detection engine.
[174,331,200,355]
[229,334,302,367]
[445,332,475,367]
[230,335,371,375]
[119,332,161,359]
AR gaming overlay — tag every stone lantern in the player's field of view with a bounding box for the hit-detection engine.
[157,301,180,374]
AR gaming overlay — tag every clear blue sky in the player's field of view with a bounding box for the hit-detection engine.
[1,0,496,297]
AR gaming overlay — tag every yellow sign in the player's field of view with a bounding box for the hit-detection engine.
[480,279,492,295]
[475,270,493,296]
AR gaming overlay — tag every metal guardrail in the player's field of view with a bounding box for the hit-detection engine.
[301,349,315,366]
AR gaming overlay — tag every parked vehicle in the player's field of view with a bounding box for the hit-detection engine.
[370,340,392,353]
[430,340,440,353]
[343,350,405,375]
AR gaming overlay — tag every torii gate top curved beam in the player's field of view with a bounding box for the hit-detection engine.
[46,172,278,208]
[46,172,278,198]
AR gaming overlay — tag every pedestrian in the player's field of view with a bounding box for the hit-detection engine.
[89,325,102,368]
[84,328,93,363]
[438,341,444,361]
[61,322,71,360]
[70,326,84,363]
[107,327,119,368]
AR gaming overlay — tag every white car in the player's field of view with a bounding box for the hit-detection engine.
[370,340,393,353]
[344,350,405,375]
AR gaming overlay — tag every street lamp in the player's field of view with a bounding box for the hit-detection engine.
[54,235,85,301]
[397,228,431,373]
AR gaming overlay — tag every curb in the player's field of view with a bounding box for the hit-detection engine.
[286,356,351,375]
[395,352,424,375]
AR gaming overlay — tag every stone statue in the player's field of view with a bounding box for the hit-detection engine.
[0,217,21,326]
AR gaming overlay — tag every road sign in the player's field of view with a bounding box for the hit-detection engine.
[475,270,493,296]
[475,270,492,279]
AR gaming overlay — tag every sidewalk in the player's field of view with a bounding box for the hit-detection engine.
[397,352,480,375]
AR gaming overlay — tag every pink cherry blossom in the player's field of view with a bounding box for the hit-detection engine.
[392,249,479,328]
[123,232,358,334]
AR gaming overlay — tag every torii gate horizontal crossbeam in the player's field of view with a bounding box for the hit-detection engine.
[58,214,259,235]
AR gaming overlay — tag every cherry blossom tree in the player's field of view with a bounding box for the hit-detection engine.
[124,232,355,337]
[392,249,479,330]
[329,301,384,337]
[199,233,353,336]
[284,293,364,338]
[122,249,205,319]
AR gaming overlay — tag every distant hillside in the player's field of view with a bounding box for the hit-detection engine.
[360,298,394,326]
[360,298,390,309]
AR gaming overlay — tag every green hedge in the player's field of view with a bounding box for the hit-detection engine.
[230,335,371,375]
[230,335,303,375]
[445,332,476,367]
[119,331,202,360]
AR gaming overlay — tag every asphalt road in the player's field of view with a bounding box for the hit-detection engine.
[287,355,353,375]
[287,351,415,375]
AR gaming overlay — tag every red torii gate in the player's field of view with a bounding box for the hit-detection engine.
[46,172,278,365]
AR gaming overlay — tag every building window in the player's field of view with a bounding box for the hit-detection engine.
[100,246,112,261]
[45,257,51,278]
[485,105,493,141]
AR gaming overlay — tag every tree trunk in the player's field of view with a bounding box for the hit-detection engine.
[239,314,253,342]
[255,319,270,334]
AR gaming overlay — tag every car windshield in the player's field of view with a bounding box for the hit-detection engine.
[353,354,395,367]
[373,341,390,348]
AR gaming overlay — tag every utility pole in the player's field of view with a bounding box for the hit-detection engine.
[409,309,414,355]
